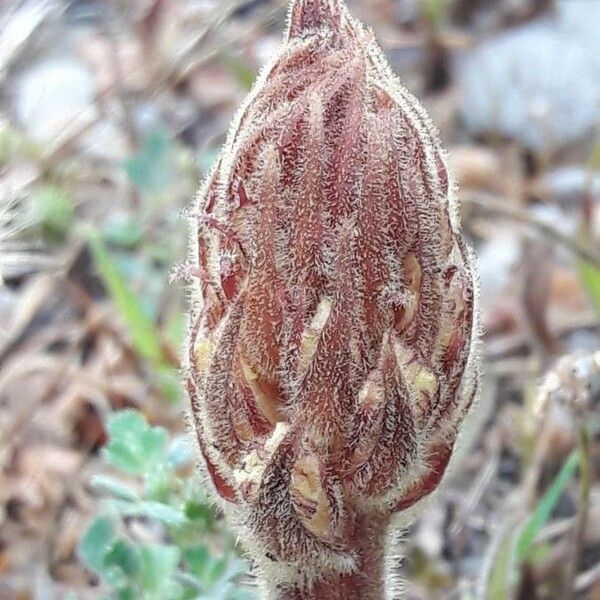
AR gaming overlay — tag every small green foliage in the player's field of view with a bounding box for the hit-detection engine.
[577,258,600,316]
[125,128,174,195]
[89,232,166,365]
[578,136,600,315]
[184,499,214,525]
[184,546,230,589]
[103,214,143,249]
[79,409,252,600]
[516,450,579,561]
[104,499,187,527]
[33,185,74,241]
[167,435,194,469]
[74,126,190,408]
[587,134,600,172]
[485,451,580,599]
[410,548,452,591]
[486,525,520,600]
[87,229,182,403]
[105,410,167,475]
[199,148,219,176]
[223,55,256,91]
[0,123,41,165]
[525,542,552,567]
[154,365,183,405]
[90,475,139,501]
[164,312,187,353]
[420,0,446,27]
[139,545,182,597]
[79,514,118,574]
[104,540,141,579]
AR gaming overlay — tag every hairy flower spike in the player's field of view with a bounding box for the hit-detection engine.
[186,0,480,598]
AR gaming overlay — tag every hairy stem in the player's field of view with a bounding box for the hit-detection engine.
[264,515,388,600]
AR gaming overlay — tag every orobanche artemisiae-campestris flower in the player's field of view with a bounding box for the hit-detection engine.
[185,1,480,598]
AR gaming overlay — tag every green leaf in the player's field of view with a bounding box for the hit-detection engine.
[206,556,229,587]
[516,450,580,561]
[125,128,174,195]
[0,123,42,164]
[223,55,256,91]
[117,587,136,600]
[103,539,141,578]
[105,410,168,475]
[133,501,188,526]
[199,148,219,176]
[143,466,173,502]
[587,135,600,171]
[183,545,211,581]
[486,525,520,600]
[167,436,193,469]
[227,589,256,600]
[577,259,600,316]
[526,542,552,566]
[484,459,577,600]
[183,546,244,591]
[421,0,446,27]
[184,499,213,525]
[33,185,74,241]
[103,214,143,249]
[90,474,139,501]
[139,544,181,594]
[78,515,117,574]
[155,364,182,404]
[104,498,187,527]
[164,312,186,352]
[89,232,165,365]
[105,441,148,475]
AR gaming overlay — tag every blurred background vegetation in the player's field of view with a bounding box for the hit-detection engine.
[0,0,599,598]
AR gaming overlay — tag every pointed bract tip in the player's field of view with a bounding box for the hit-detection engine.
[287,0,343,39]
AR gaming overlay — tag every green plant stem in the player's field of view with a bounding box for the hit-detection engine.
[565,423,591,599]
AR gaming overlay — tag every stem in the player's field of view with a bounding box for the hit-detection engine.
[263,515,388,600]
[565,421,591,599]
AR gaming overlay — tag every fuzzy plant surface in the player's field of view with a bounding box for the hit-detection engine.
[185,0,480,598]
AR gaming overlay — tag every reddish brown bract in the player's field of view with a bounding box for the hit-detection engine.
[186,0,479,596]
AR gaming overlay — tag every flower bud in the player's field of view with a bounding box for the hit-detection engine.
[186,0,479,596]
